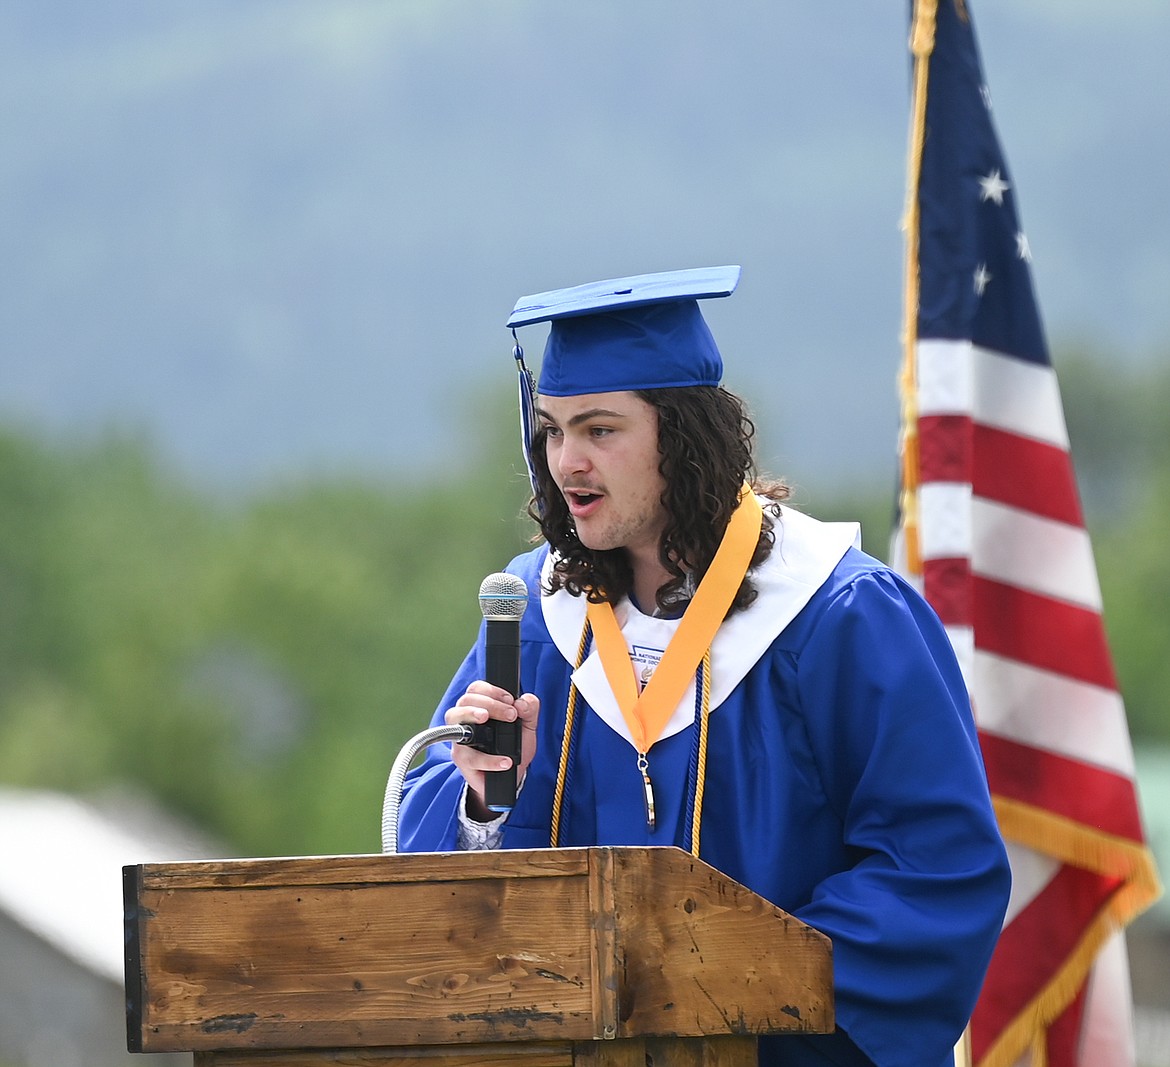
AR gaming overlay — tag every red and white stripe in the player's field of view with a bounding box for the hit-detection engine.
[905,337,1149,1066]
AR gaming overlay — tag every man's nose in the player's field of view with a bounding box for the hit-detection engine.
[556,435,590,477]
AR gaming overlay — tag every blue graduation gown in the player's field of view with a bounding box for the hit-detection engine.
[397,508,1011,1067]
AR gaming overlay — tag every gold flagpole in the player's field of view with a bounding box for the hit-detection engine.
[901,2,972,1060]
[898,0,937,580]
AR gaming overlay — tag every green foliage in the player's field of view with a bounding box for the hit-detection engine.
[1057,349,1170,742]
[1096,491,1170,742]
[1057,348,1170,521]
[0,352,1167,859]
[0,417,531,858]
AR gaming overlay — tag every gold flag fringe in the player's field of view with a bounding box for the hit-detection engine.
[978,796,1163,1067]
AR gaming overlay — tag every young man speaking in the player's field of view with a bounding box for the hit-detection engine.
[395,266,1011,1067]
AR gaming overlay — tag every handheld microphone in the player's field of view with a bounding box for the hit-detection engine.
[475,572,528,812]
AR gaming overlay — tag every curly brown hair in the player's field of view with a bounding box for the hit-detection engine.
[527,386,789,616]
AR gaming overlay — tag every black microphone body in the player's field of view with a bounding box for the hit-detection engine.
[482,617,522,812]
[473,572,529,812]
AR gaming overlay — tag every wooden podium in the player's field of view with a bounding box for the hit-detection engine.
[124,846,833,1066]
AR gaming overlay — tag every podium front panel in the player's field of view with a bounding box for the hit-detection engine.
[126,847,832,1054]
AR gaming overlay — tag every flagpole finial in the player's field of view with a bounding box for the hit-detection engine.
[910,0,938,57]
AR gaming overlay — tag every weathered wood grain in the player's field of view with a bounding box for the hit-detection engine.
[127,846,831,1060]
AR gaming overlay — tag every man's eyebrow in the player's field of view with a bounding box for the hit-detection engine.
[535,406,629,428]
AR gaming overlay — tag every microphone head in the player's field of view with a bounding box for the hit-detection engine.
[478,572,529,621]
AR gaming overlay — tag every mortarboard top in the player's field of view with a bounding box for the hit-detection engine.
[507,265,741,328]
[507,265,740,397]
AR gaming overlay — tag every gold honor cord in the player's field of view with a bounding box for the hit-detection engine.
[585,487,763,830]
[549,622,591,848]
[690,648,713,855]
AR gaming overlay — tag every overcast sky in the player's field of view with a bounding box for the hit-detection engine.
[2,1,1166,495]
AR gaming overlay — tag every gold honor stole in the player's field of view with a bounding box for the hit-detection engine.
[541,498,860,851]
[584,486,762,830]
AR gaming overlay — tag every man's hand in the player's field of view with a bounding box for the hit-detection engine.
[445,682,540,822]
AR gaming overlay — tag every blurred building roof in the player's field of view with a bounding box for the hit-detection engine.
[0,786,223,984]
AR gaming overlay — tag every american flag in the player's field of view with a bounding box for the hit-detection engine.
[893,2,1162,1065]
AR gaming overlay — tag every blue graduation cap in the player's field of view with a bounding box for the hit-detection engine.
[507,266,741,494]
[508,265,740,395]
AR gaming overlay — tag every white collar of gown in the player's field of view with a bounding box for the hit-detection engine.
[539,503,861,750]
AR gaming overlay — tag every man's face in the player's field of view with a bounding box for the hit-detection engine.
[537,391,668,560]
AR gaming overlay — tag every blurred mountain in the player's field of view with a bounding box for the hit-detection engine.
[1,0,1167,497]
